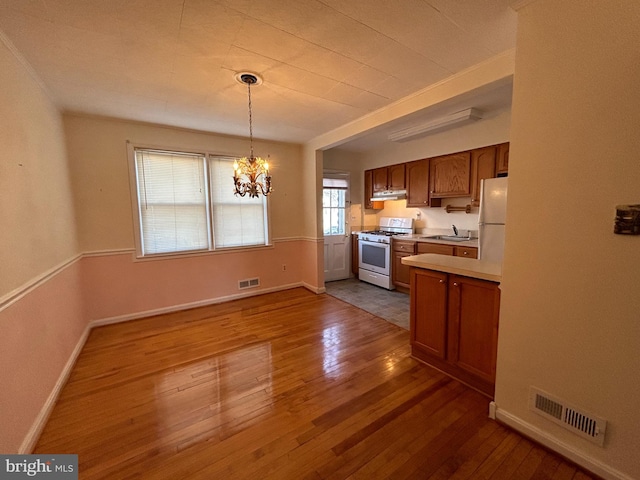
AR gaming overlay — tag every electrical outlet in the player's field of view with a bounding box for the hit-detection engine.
[282,264,286,271]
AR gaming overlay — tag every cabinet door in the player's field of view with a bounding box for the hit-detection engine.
[417,242,454,256]
[372,167,389,192]
[447,275,500,383]
[393,252,412,288]
[388,164,406,190]
[454,246,478,259]
[364,170,383,209]
[410,268,448,359]
[429,152,471,198]
[352,234,359,277]
[406,159,430,207]
[470,146,497,206]
[496,143,509,175]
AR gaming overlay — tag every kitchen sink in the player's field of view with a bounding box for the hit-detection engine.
[420,235,470,242]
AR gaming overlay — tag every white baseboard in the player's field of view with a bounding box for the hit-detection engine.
[493,405,634,480]
[304,282,326,294]
[90,282,311,327]
[19,324,91,454]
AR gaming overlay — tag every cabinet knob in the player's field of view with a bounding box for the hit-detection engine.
[453,282,459,286]
[463,251,468,255]
[439,279,445,284]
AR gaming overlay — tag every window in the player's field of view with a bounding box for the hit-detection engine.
[322,176,348,236]
[131,147,269,257]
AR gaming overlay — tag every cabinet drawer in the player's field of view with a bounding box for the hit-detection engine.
[455,246,478,259]
[393,240,416,253]
[417,242,454,256]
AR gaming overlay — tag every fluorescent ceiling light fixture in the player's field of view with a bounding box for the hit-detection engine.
[388,108,484,142]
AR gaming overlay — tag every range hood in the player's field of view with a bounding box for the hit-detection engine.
[371,189,407,201]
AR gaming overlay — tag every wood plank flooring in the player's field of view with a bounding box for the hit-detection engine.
[34,288,596,479]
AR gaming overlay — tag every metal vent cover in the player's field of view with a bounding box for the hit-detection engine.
[238,278,260,289]
[529,387,607,446]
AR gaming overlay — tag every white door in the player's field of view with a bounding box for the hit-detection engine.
[323,174,350,282]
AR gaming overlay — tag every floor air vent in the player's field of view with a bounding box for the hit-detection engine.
[238,278,260,290]
[529,387,606,446]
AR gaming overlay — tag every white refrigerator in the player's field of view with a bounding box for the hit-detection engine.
[478,177,508,263]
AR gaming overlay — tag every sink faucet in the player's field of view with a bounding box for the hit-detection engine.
[452,224,459,237]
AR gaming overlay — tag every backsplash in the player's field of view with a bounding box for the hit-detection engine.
[353,198,480,234]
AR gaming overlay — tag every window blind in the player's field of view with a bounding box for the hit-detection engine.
[135,150,209,255]
[209,156,268,248]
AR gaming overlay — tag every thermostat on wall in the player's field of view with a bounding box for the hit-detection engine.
[614,204,640,235]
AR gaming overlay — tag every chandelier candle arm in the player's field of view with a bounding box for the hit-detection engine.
[233,72,272,198]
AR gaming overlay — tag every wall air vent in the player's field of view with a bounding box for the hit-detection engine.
[529,387,607,446]
[238,278,260,290]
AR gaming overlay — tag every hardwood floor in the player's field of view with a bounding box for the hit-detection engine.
[35,288,596,479]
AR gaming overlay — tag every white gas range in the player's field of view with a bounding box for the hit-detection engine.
[358,217,414,290]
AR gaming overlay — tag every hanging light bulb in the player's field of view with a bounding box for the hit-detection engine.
[233,73,272,198]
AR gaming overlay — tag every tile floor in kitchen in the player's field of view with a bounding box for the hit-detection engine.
[324,277,410,330]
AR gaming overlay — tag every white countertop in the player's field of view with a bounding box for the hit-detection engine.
[401,254,502,283]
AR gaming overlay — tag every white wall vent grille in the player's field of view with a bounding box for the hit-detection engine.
[238,278,260,290]
[529,387,607,446]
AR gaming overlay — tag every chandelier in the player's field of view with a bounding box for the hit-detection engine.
[233,73,272,198]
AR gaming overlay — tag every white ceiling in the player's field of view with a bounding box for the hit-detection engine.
[0,0,518,149]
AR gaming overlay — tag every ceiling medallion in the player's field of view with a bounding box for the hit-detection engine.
[233,72,272,198]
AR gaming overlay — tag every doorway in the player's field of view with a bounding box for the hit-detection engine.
[323,172,350,282]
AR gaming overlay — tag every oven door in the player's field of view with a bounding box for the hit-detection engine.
[358,239,391,276]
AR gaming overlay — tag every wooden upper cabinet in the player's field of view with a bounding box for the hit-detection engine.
[406,158,430,207]
[429,152,471,198]
[496,142,509,175]
[470,146,497,206]
[388,164,406,190]
[364,169,383,210]
[364,170,374,209]
[372,164,406,192]
[372,167,388,192]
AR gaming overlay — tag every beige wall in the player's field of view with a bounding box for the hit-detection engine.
[0,39,78,296]
[64,114,306,252]
[0,36,86,453]
[496,2,640,478]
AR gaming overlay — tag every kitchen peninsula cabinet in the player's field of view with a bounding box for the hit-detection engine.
[405,158,430,207]
[373,164,405,192]
[429,152,471,199]
[410,267,500,397]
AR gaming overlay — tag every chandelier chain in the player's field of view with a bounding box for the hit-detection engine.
[247,81,254,159]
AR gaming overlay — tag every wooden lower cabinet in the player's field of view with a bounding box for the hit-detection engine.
[417,242,455,256]
[410,267,500,397]
[351,234,359,277]
[392,239,416,289]
[411,269,448,359]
